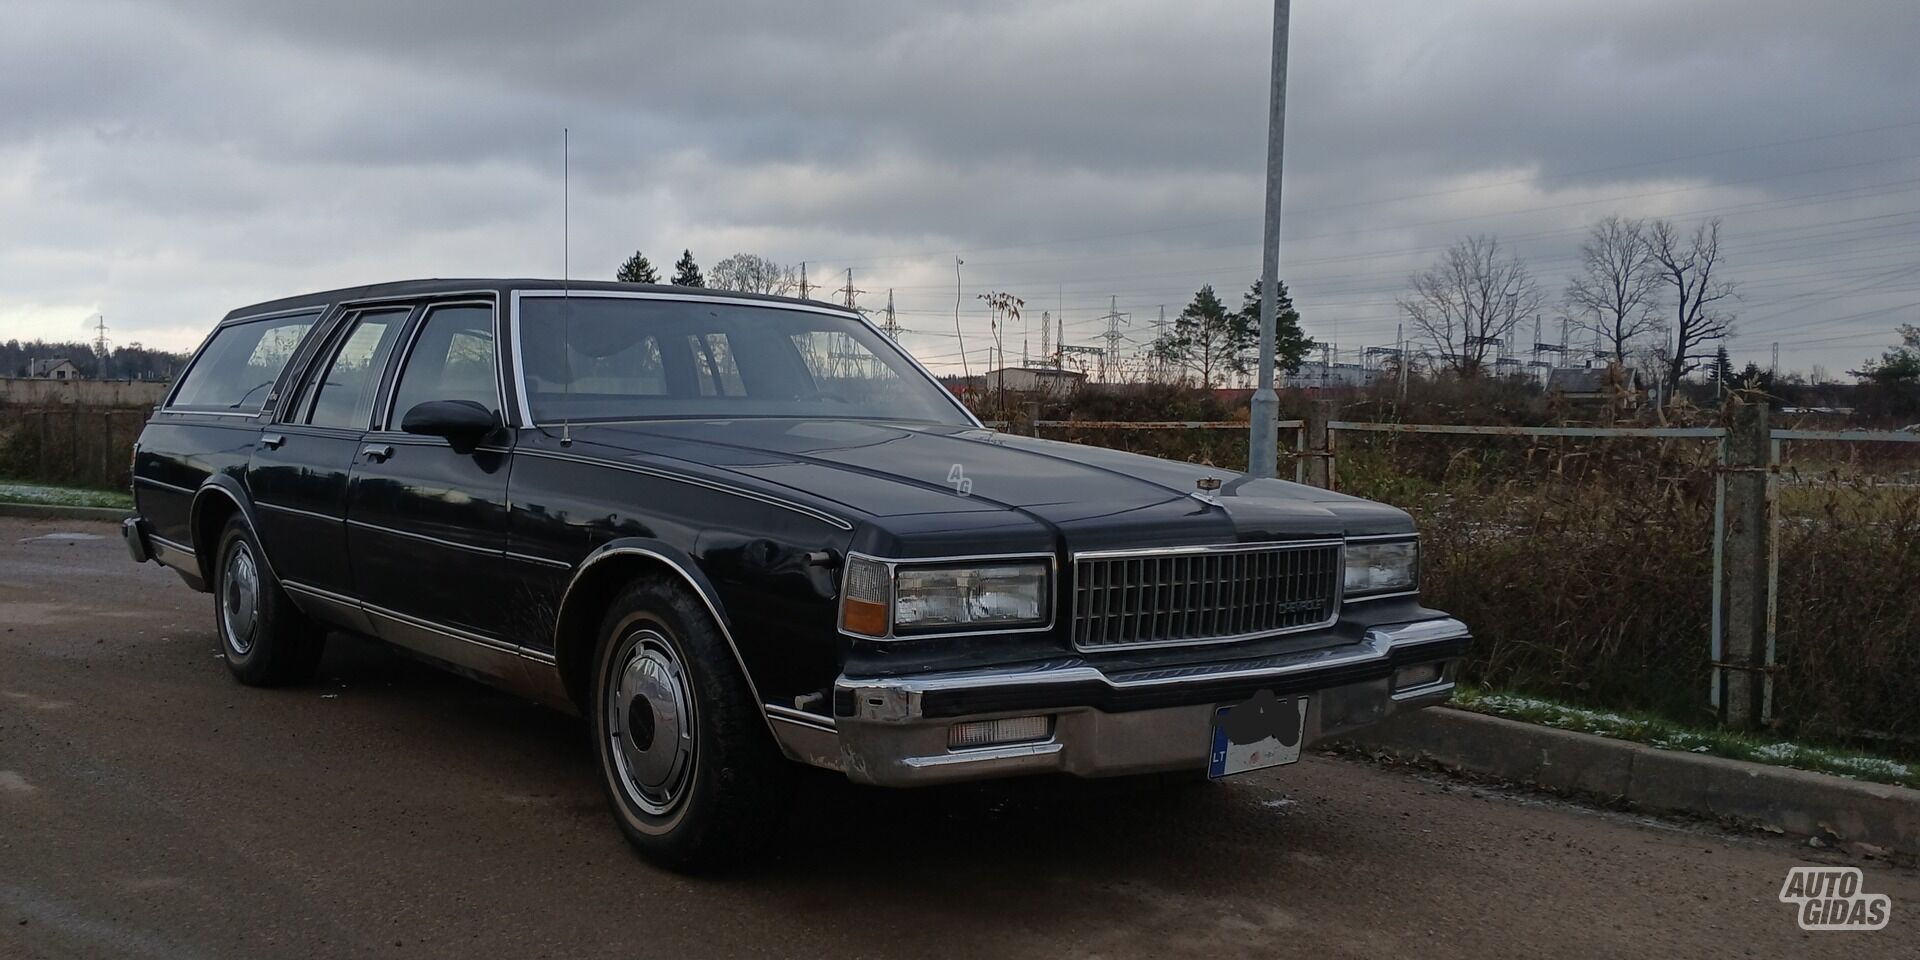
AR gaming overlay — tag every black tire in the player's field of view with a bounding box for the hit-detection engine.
[212,514,325,686]
[590,577,791,872]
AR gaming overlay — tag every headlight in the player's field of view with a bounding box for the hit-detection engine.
[1344,540,1417,597]
[840,556,1051,638]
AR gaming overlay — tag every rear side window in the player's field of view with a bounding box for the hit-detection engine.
[168,312,320,413]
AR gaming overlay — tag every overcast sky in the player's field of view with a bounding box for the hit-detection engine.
[4,0,1918,379]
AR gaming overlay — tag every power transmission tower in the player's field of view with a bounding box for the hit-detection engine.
[91,315,112,358]
[1150,304,1169,381]
[881,289,903,340]
[837,268,865,310]
[798,262,812,300]
[1096,296,1129,382]
[1039,310,1051,367]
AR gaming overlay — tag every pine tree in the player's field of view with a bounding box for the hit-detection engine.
[1709,346,1733,388]
[1236,280,1316,375]
[671,249,704,287]
[616,251,660,284]
[1150,285,1252,387]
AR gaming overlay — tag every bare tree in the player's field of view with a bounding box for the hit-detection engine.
[1564,216,1662,366]
[1399,235,1541,377]
[1649,218,1736,395]
[708,253,796,296]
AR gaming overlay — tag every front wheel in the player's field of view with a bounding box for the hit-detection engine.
[590,578,791,871]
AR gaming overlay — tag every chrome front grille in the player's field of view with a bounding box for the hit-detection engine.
[1070,541,1341,650]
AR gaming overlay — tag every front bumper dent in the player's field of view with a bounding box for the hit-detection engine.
[769,617,1468,786]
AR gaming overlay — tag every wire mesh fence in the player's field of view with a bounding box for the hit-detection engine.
[1031,412,1920,757]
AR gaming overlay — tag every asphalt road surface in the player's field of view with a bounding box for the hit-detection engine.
[3,516,1915,959]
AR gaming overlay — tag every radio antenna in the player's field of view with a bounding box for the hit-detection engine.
[560,127,574,447]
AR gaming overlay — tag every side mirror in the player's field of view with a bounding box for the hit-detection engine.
[401,400,498,453]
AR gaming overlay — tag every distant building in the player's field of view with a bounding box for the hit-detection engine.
[1548,364,1640,419]
[961,365,1087,397]
[26,358,80,380]
[1282,361,1376,389]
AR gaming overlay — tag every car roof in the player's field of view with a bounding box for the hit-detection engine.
[222,279,859,322]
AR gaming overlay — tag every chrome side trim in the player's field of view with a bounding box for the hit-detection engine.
[135,475,197,496]
[512,447,854,531]
[558,546,773,734]
[365,600,520,653]
[765,703,836,731]
[506,551,572,569]
[153,410,262,419]
[837,550,1058,641]
[281,580,375,634]
[506,288,983,430]
[346,518,501,557]
[280,579,357,607]
[149,534,195,558]
[280,580,558,667]
[360,432,513,455]
[255,500,343,524]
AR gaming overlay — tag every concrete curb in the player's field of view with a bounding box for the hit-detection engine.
[0,502,129,523]
[1344,706,1920,857]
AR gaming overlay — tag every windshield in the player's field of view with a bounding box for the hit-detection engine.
[517,295,971,426]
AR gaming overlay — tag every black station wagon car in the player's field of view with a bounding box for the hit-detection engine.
[125,279,1467,868]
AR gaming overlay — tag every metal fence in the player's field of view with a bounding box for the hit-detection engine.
[1030,405,1920,742]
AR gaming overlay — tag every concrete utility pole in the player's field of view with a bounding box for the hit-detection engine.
[1248,0,1291,478]
[1719,398,1773,729]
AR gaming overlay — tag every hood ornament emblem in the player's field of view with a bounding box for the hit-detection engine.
[1191,476,1224,508]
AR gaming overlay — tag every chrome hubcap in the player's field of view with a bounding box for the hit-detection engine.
[221,542,260,656]
[606,630,695,816]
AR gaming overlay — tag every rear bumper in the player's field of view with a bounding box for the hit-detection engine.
[122,515,152,563]
[769,617,1468,786]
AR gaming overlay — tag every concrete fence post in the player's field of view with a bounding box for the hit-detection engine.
[1719,398,1772,729]
[1022,402,1041,438]
[1304,399,1338,489]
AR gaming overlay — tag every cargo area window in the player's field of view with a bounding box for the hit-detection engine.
[167,311,320,413]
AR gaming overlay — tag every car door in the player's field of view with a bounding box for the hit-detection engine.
[344,299,518,667]
[248,306,412,609]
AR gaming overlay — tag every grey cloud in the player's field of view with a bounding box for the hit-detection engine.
[2,0,1917,377]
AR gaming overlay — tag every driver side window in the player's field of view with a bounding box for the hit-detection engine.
[387,304,500,428]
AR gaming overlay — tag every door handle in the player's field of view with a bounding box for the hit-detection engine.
[360,444,395,463]
[260,433,286,450]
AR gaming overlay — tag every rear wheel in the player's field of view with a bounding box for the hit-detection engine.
[213,514,325,686]
[590,577,790,871]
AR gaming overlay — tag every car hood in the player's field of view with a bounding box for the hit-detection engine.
[567,419,1412,550]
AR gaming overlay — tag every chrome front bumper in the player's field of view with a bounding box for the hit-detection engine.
[767,617,1468,786]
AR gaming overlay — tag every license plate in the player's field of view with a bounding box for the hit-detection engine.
[1208,692,1308,779]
